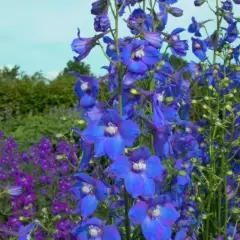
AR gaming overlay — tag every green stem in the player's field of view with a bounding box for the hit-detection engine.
[114,2,131,239]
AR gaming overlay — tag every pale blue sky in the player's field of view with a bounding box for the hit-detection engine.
[0,0,239,78]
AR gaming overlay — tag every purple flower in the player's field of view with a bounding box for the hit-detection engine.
[72,217,121,240]
[110,147,165,198]
[71,173,108,217]
[81,109,140,160]
[71,29,108,61]
[233,0,240,4]
[129,200,179,240]
[188,17,202,37]
[192,38,207,61]
[73,72,99,108]
[94,14,110,32]
[121,39,161,74]
[15,174,33,190]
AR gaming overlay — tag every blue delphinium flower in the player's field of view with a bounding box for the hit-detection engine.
[127,8,152,34]
[103,36,116,58]
[72,217,121,240]
[120,39,161,74]
[167,28,189,56]
[71,29,108,61]
[129,199,179,240]
[73,73,99,108]
[187,61,204,83]
[188,17,202,37]
[71,173,108,218]
[81,109,140,160]
[94,14,110,32]
[110,147,165,198]
[221,0,233,11]
[18,222,36,240]
[225,22,238,43]
[91,0,108,15]
[191,38,207,61]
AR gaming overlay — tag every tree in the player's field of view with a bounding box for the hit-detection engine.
[62,60,91,76]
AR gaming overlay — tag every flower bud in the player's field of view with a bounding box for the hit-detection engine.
[168,7,183,17]
[194,0,205,6]
[76,120,85,125]
[56,133,64,138]
[130,88,140,95]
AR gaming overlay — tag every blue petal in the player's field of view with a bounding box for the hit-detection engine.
[94,139,106,157]
[130,147,151,162]
[71,183,83,200]
[159,203,180,226]
[128,201,148,225]
[125,172,144,198]
[119,120,140,147]
[95,180,108,201]
[103,225,121,240]
[74,80,84,98]
[194,49,206,61]
[80,94,96,108]
[75,194,98,218]
[71,223,88,240]
[120,44,132,65]
[110,155,130,178]
[142,216,164,240]
[145,156,165,178]
[85,217,103,227]
[104,135,125,160]
[142,46,161,65]
[79,141,93,171]
[82,122,105,142]
[142,174,155,197]
[74,173,95,185]
[128,60,148,74]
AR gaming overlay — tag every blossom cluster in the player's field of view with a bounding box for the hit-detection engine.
[69,0,240,239]
[0,132,78,239]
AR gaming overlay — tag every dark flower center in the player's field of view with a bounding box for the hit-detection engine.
[131,46,145,60]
